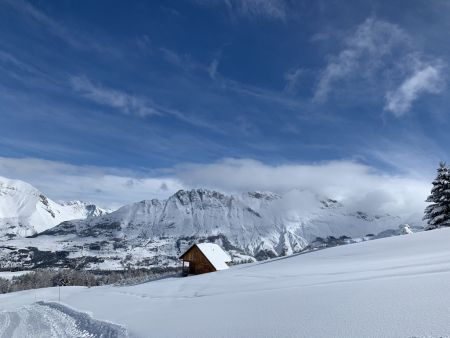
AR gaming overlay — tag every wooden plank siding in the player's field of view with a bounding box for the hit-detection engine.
[180,245,216,275]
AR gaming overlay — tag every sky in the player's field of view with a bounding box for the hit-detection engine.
[0,0,448,212]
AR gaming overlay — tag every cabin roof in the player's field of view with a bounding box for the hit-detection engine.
[181,243,231,271]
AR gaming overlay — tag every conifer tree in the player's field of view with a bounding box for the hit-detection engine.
[423,162,450,230]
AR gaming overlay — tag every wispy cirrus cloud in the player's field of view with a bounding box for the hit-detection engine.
[314,17,447,116]
[156,46,304,109]
[159,47,197,71]
[0,50,38,75]
[314,17,409,102]
[208,58,220,80]
[385,56,446,116]
[4,0,77,46]
[284,67,302,94]
[0,49,66,89]
[194,0,288,21]
[70,75,223,131]
[3,0,115,54]
[218,77,302,108]
[70,75,162,117]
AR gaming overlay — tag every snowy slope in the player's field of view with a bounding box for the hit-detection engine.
[0,176,109,240]
[1,228,449,337]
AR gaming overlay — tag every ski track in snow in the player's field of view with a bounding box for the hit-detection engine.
[0,301,128,338]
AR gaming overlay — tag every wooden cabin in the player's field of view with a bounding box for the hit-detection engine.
[179,243,231,276]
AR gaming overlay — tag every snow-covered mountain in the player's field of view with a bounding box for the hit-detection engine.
[0,176,109,240]
[0,188,423,271]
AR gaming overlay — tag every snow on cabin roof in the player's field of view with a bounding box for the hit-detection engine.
[195,243,231,271]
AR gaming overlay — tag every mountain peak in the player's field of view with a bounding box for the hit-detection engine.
[247,191,281,200]
[0,176,110,239]
[0,175,40,195]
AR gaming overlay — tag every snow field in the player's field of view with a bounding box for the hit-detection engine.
[1,228,450,337]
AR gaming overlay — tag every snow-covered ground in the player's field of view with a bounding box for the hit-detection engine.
[1,228,450,337]
[0,301,127,337]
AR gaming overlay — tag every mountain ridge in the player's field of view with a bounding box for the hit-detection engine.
[0,176,109,240]
[0,186,423,271]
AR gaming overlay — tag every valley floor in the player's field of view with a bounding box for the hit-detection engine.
[1,228,450,337]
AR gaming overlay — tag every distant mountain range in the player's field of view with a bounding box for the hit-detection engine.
[0,177,424,271]
[0,176,109,240]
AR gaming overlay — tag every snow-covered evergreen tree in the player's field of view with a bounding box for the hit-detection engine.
[399,224,413,235]
[423,162,450,230]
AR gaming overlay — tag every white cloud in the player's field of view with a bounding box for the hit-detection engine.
[175,158,429,216]
[364,135,445,179]
[70,75,162,117]
[0,157,183,209]
[136,35,152,51]
[314,17,447,116]
[0,156,431,217]
[208,59,219,80]
[284,67,302,94]
[0,50,39,75]
[231,0,286,20]
[314,18,408,102]
[5,0,77,46]
[70,75,224,131]
[195,0,287,20]
[218,77,302,108]
[4,0,113,54]
[159,47,196,71]
[385,58,446,116]
[159,47,218,78]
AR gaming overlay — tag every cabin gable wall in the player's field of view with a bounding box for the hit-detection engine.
[181,245,216,275]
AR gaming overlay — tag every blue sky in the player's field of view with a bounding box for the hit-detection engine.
[0,0,448,209]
